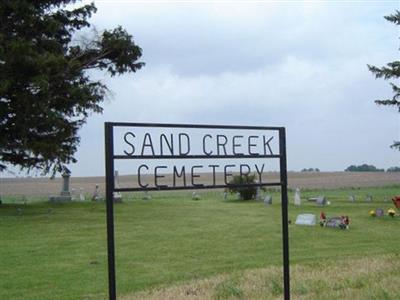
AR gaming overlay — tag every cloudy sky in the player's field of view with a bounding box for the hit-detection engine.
[63,0,400,176]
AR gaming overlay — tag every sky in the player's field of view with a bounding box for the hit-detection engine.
[11,0,400,177]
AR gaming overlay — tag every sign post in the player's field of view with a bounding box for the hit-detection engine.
[104,122,290,300]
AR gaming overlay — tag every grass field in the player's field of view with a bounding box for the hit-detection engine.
[0,185,399,299]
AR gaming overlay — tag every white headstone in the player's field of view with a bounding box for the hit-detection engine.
[295,214,316,226]
[294,188,301,206]
[71,188,77,201]
[79,188,85,201]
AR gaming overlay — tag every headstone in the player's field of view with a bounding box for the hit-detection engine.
[255,187,261,201]
[375,208,384,217]
[71,188,77,201]
[49,172,72,202]
[325,217,342,228]
[365,194,373,202]
[348,195,355,202]
[143,191,151,200]
[264,195,272,206]
[295,214,316,226]
[113,170,123,203]
[192,191,201,200]
[223,192,228,200]
[79,188,85,201]
[316,196,326,206]
[92,184,101,201]
[294,188,301,206]
[236,192,242,200]
[325,216,349,229]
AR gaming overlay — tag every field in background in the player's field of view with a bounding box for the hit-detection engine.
[2,172,400,198]
[1,184,399,299]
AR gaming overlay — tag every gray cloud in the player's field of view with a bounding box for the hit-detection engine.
[14,1,398,177]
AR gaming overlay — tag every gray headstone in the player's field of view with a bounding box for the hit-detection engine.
[92,184,101,201]
[295,214,316,226]
[223,192,228,200]
[325,217,341,228]
[61,172,71,197]
[316,196,326,206]
[255,187,261,201]
[49,172,72,202]
[113,170,123,203]
[143,191,151,200]
[264,195,272,206]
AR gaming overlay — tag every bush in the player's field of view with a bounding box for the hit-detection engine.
[227,174,258,200]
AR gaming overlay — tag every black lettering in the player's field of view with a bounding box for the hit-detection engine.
[138,164,149,188]
[232,135,244,155]
[254,164,265,183]
[248,136,259,155]
[141,133,155,156]
[239,164,250,177]
[263,136,274,155]
[173,166,186,187]
[179,133,191,156]
[123,132,135,156]
[160,134,174,155]
[224,164,235,185]
[191,165,204,187]
[202,134,213,156]
[154,166,168,188]
[217,135,228,155]
[209,164,219,186]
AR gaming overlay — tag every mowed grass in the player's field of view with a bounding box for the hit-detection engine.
[0,185,399,299]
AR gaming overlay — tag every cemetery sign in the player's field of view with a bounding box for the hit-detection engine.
[104,122,290,300]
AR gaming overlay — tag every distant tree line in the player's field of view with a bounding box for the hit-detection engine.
[387,166,400,172]
[345,164,400,172]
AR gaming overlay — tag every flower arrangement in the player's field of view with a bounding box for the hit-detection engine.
[369,210,376,217]
[388,208,396,218]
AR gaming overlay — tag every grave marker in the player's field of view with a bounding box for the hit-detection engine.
[264,195,272,205]
[294,188,301,206]
[295,214,316,226]
[49,172,72,202]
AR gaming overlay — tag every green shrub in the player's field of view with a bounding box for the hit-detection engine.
[227,174,258,200]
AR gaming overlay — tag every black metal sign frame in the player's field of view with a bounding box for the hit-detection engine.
[104,122,290,300]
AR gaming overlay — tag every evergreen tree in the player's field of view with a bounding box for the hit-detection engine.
[0,1,144,175]
[368,10,400,150]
